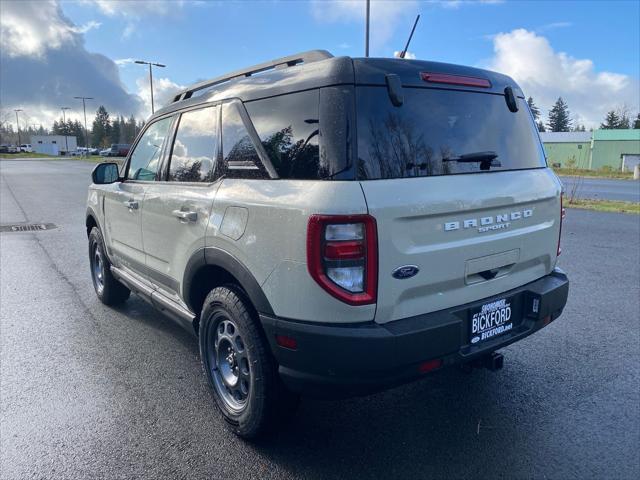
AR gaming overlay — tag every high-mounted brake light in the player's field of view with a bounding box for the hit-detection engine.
[557,192,566,256]
[420,72,491,88]
[307,214,378,306]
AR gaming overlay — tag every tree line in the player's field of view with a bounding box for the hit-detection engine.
[527,96,640,132]
[0,105,144,148]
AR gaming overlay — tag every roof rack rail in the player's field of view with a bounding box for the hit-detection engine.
[172,50,333,103]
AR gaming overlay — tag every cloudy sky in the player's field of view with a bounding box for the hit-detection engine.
[1,0,638,129]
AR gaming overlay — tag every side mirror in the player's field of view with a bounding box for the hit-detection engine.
[92,162,120,184]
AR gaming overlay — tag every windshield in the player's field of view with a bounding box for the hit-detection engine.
[356,87,546,179]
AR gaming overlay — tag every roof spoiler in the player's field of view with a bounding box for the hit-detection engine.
[172,50,334,103]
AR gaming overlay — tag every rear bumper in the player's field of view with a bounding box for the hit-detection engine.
[260,268,569,398]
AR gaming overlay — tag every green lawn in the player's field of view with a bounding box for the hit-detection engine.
[553,167,635,180]
[565,198,640,214]
[0,152,58,159]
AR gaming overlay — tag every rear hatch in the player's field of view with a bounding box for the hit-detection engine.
[354,63,562,324]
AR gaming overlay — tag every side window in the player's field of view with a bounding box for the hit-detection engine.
[221,101,267,179]
[127,116,173,181]
[245,90,322,179]
[168,106,218,182]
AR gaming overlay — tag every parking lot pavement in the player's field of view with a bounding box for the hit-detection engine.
[1,160,639,479]
[559,176,640,202]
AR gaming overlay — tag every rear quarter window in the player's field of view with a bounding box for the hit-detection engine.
[245,90,325,179]
[356,87,546,179]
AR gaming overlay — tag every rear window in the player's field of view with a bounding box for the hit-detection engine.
[356,87,546,179]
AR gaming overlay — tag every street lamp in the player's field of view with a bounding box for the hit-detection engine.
[135,60,166,114]
[74,96,93,156]
[14,109,23,147]
[61,107,71,154]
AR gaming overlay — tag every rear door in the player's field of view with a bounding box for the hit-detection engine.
[103,116,174,273]
[141,105,220,303]
[356,86,562,323]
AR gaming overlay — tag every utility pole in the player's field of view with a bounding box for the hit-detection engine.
[61,107,71,154]
[14,109,23,146]
[365,0,370,57]
[135,60,166,114]
[74,96,93,156]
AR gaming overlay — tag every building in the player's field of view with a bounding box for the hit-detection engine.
[540,129,640,171]
[539,132,591,169]
[30,135,77,155]
[591,129,640,171]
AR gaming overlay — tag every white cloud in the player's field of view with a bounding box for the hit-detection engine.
[486,28,639,128]
[114,58,136,66]
[80,0,183,18]
[311,0,419,48]
[136,76,185,115]
[71,20,102,34]
[1,0,77,58]
[536,21,572,32]
[394,51,417,59]
[0,0,142,127]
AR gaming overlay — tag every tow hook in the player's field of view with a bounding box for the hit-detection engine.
[483,352,504,371]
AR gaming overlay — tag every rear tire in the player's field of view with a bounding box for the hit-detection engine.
[199,285,298,439]
[88,227,130,305]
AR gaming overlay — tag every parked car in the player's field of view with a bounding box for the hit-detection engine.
[0,145,9,154]
[101,144,131,157]
[6,145,19,153]
[99,148,111,157]
[19,144,33,153]
[86,50,569,438]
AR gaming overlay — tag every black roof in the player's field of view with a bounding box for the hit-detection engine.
[152,50,523,120]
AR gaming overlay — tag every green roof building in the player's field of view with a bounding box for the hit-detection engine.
[540,132,591,169]
[591,129,640,171]
[540,129,640,171]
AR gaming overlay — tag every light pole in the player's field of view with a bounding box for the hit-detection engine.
[61,107,71,154]
[14,109,22,146]
[74,96,93,155]
[135,60,166,114]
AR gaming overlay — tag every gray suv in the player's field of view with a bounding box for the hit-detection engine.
[86,50,569,438]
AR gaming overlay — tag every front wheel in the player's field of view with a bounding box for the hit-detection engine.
[88,227,130,305]
[199,286,298,438]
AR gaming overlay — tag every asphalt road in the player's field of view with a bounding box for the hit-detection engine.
[559,176,640,202]
[1,160,639,480]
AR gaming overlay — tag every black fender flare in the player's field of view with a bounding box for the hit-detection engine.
[183,247,274,316]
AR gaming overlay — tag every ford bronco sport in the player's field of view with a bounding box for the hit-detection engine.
[86,50,569,438]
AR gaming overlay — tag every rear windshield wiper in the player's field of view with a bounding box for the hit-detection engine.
[442,151,501,170]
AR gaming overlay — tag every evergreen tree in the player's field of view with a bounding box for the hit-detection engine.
[617,108,630,129]
[527,97,541,121]
[547,97,572,132]
[91,106,111,148]
[537,121,546,132]
[600,110,620,129]
[633,113,640,129]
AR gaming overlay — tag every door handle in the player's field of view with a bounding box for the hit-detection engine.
[173,209,197,222]
[124,200,139,210]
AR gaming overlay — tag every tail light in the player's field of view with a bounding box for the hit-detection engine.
[307,214,377,305]
[557,192,566,256]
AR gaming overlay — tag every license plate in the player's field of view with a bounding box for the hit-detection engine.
[469,297,514,345]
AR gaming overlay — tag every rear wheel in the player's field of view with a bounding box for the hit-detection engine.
[199,286,298,438]
[88,227,130,305]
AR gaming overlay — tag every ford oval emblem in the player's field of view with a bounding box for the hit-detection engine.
[392,265,419,279]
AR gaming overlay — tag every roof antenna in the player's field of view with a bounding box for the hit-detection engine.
[365,0,370,57]
[399,14,420,59]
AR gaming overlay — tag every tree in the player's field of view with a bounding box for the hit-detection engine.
[547,97,572,132]
[633,113,640,129]
[537,121,546,132]
[91,106,111,148]
[527,97,541,121]
[601,107,632,129]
